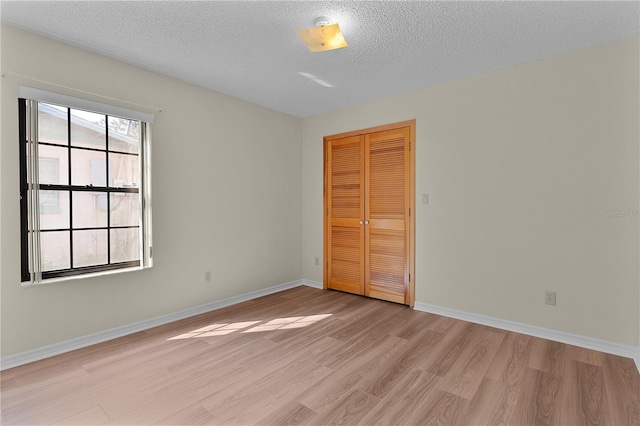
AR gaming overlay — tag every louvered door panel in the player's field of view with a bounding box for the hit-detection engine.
[326,135,364,295]
[368,138,405,219]
[365,128,410,304]
[368,229,406,303]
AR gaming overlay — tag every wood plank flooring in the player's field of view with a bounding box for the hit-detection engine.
[1,286,639,425]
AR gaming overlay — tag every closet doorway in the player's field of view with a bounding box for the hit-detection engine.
[323,120,415,306]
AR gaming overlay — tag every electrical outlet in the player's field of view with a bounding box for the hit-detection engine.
[545,291,556,306]
[315,257,320,266]
[205,271,212,283]
[422,193,429,205]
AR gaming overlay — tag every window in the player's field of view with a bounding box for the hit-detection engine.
[19,87,153,283]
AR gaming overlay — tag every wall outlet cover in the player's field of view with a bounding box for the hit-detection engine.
[545,291,556,306]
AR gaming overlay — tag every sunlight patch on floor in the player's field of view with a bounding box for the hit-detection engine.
[167,314,332,340]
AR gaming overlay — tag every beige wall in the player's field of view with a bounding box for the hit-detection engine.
[302,37,640,346]
[0,25,303,357]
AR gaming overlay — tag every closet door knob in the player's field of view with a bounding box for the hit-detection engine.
[364,220,369,225]
[360,220,363,225]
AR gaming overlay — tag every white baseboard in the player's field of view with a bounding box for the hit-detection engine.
[302,279,323,289]
[414,301,640,375]
[1,279,319,371]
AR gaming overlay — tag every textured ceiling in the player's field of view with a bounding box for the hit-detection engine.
[1,1,638,118]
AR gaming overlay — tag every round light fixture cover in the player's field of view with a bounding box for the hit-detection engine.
[314,17,332,27]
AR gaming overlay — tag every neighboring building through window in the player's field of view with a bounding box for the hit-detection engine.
[19,87,153,283]
[38,157,60,214]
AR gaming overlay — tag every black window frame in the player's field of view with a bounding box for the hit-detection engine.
[19,98,143,282]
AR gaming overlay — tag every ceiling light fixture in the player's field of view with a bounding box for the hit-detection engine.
[297,16,348,52]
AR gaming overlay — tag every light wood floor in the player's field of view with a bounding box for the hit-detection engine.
[1,286,639,425]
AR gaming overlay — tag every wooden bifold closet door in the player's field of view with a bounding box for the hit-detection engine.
[324,121,415,306]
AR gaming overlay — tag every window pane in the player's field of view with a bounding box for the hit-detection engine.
[39,190,69,229]
[38,103,68,145]
[37,145,68,185]
[73,229,107,267]
[70,109,106,149]
[39,158,59,183]
[109,153,139,188]
[108,116,139,154]
[111,228,140,263]
[72,191,107,228]
[110,193,140,227]
[41,231,70,271]
[71,149,106,186]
